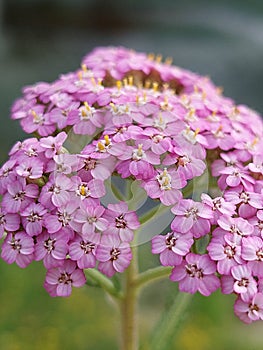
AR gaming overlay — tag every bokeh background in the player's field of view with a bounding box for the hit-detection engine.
[0,0,263,349]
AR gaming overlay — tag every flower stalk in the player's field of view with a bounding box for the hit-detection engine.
[119,250,139,350]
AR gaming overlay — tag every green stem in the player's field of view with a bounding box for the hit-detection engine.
[84,268,123,299]
[119,245,139,350]
[134,266,172,289]
[150,292,193,350]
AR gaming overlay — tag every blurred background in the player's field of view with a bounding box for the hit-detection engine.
[0,0,263,349]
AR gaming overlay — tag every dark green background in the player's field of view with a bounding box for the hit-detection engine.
[0,0,263,349]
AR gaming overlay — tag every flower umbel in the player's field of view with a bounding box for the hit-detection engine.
[1,46,263,332]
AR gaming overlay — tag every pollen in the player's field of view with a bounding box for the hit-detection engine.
[160,96,170,110]
[156,54,162,63]
[80,185,87,196]
[84,102,91,112]
[128,76,134,86]
[104,135,111,146]
[216,86,224,95]
[147,53,155,61]
[194,128,200,136]
[152,82,159,92]
[145,80,151,89]
[165,57,173,65]
[137,144,143,157]
[194,85,199,93]
[81,63,87,72]
[188,108,196,118]
[116,80,122,90]
[31,110,38,119]
[157,168,172,190]
[91,77,97,86]
[110,102,118,113]
[77,71,83,81]
[215,124,223,133]
[97,141,105,152]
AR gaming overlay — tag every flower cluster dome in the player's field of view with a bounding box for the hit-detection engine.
[1,46,263,323]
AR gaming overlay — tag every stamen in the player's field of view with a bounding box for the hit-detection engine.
[147,53,155,61]
[84,101,91,111]
[77,71,83,81]
[110,102,118,113]
[80,185,87,196]
[216,86,224,95]
[104,135,111,146]
[97,141,105,152]
[194,128,200,136]
[145,80,151,89]
[165,57,173,65]
[137,144,143,157]
[152,82,159,92]
[31,110,37,119]
[81,64,87,72]
[116,80,122,90]
[156,54,162,63]
[128,76,133,86]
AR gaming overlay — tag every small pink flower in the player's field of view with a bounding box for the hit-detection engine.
[96,234,132,277]
[103,202,140,242]
[1,231,35,268]
[35,231,69,268]
[170,253,220,296]
[164,149,206,180]
[67,102,104,135]
[201,193,236,224]
[44,201,79,239]
[0,159,17,194]
[171,199,213,237]
[234,293,263,323]
[250,210,263,237]
[221,264,257,302]
[249,154,263,175]
[152,231,193,266]
[207,232,243,275]
[116,143,159,180]
[72,176,106,201]
[218,165,255,190]
[39,132,67,159]
[20,105,56,136]
[0,208,20,238]
[16,158,44,179]
[1,177,39,213]
[77,155,116,181]
[40,173,73,208]
[74,200,108,238]
[45,260,86,297]
[142,168,185,206]
[49,102,80,129]
[48,153,79,175]
[21,202,47,236]
[69,233,98,269]
[224,187,263,219]
[218,215,254,240]
[242,236,263,277]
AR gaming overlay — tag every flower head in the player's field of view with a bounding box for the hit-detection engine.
[1,46,263,324]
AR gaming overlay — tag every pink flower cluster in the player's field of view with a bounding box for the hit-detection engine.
[1,46,263,323]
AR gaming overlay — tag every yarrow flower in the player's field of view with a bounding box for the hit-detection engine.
[0,46,263,326]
